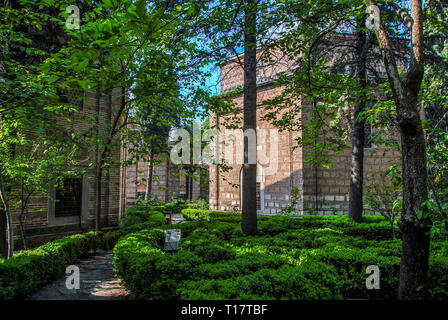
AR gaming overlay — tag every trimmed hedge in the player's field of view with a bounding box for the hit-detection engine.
[122,202,166,227]
[147,204,188,214]
[0,208,166,300]
[0,231,103,300]
[114,211,448,300]
[182,209,401,240]
[182,209,241,223]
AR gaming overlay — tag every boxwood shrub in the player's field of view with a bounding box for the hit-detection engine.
[0,231,103,300]
[182,209,401,240]
[122,202,166,227]
[115,211,448,300]
[0,207,166,300]
[182,209,241,223]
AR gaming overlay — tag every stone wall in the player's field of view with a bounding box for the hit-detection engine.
[210,52,400,215]
[210,80,305,214]
[300,100,400,214]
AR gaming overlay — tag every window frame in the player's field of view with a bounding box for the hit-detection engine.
[47,175,89,227]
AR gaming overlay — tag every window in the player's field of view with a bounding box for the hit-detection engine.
[185,175,193,200]
[256,182,261,210]
[58,88,83,109]
[55,178,83,217]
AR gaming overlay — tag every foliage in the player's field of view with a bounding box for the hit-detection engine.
[279,186,301,215]
[114,211,448,300]
[167,192,189,213]
[123,208,165,228]
[182,209,240,222]
[185,198,210,210]
[136,194,164,207]
[365,168,402,238]
[0,231,103,300]
[425,132,448,238]
[421,0,448,236]
[0,0,91,255]
[423,0,448,130]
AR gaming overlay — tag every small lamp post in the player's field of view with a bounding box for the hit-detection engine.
[164,209,173,225]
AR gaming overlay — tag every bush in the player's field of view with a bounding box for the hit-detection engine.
[186,199,209,210]
[0,206,166,300]
[114,212,448,300]
[103,212,167,249]
[113,228,203,299]
[429,254,448,299]
[300,244,401,299]
[182,209,240,222]
[122,201,166,227]
[178,262,342,300]
[136,194,164,206]
[0,231,102,300]
[148,205,167,213]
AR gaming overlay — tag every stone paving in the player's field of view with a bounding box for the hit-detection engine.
[28,250,130,300]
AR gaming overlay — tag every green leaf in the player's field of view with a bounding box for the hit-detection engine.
[46,75,59,84]
[417,210,423,220]
[430,227,435,238]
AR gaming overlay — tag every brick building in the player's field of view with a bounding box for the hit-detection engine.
[209,50,400,215]
[4,90,123,249]
[120,140,209,211]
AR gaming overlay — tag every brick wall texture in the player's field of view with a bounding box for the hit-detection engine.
[210,51,400,215]
[120,148,208,211]
[9,90,122,248]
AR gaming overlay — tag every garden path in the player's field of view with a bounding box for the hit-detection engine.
[27,249,129,300]
[28,213,186,300]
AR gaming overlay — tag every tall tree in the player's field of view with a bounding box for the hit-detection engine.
[261,1,385,211]
[49,0,201,230]
[0,0,85,256]
[366,0,430,299]
[349,17,368,223]
[139,100,180,201]
[242,0,258,235]
[189,0,281,234]
[262,0,431,298]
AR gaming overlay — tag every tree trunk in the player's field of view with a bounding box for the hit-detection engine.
[104,171,110,228]
[0,173,13,258]
[366,0,430,299]
[165,157,171,201]
[94,85,126,230]
[0,208,6,258]
[348,18,367,223]
[189,169,194,200]
[95,90,102,231]
[145,150,154,200]
[18,209,27,250]
[185,171,191,201]
[95,168,102,231]
[397,99,430,299]
[242,0,257,235]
